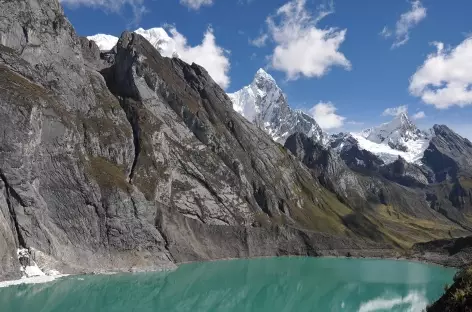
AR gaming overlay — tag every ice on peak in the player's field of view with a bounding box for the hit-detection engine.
[87,33,119,51]
[254,68,275,83]
[349,114,431,164]
[88,27,176,57]
[228,70,324,145]
[135,27,169,38]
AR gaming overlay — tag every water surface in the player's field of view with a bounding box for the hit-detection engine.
[0,257,455,312]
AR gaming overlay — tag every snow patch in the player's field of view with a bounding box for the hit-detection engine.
[352,134,430,164]
[0,249,66,289]
[17,248,45,278]
[17,248,62,278]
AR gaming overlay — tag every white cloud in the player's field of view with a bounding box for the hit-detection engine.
[412,111,426,119]
[380,26,391,38]
[60,0,146,24]
[308,102,346,130]
[250,33,269,47]
[381,0,426,48]
[180,0,213,10]
[409,38,472,109]
[169,27,230,89]
[262,0,350,80]
[382,105,408,117]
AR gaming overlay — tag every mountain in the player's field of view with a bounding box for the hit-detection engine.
[1,0,472,283]
[349,113,431,164]
[0,0,392,281]
[228,69,325,144]
[86,34,119,51]
[88,28,178,57]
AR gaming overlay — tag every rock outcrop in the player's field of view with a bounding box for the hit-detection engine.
[0,0,389,281]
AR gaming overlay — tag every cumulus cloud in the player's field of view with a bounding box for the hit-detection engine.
[308,102,346,130]
[260,0,350,80]
[409,38,472,109]
[381,0,426,48]
[412,111,426,119]
[169,27,230,89]
[60,0,146,24]
[382,105,408,117]
[180,0,213,10]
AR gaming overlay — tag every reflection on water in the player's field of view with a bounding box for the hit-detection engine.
[358,291,428,312]
[0,257,455,312]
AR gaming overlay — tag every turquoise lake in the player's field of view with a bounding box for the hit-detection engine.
[0,257,455,312]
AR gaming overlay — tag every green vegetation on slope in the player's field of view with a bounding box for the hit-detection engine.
[428,266,472,311]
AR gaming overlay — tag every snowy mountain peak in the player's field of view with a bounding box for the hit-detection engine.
[228,70,324,144]
[135,27,168,38]
[348,114,431,164]
[87,34,119,51]
[87,27,178,57]
[254,68,276,84]
[361,113,427,147]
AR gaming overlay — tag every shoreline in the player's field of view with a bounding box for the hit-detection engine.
[0,252,462,289]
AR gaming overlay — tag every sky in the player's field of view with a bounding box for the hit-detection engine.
[61,0,472,139]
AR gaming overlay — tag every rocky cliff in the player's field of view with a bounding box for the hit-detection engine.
[0,0,471,282]
[0,0,393,281]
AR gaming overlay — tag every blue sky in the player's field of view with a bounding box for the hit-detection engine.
[61,0,472,138]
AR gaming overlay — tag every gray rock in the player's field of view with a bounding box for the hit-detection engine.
[0,0,392,280]
[0,0,471,282]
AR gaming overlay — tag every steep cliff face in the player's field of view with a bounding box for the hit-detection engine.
[0,0,389,281]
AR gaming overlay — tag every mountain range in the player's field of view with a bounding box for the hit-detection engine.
[228,69,440,165]
[0,1,472,283]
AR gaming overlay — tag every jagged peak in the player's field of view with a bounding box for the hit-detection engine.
[390,112,415,129]
[228,69,324,145]
[253,68,277,88]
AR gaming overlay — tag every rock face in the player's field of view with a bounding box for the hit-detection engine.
[0,0,471,282]
[228,69,324,144]
[0,0,392,281]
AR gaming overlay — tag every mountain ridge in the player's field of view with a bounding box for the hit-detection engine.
[0,0,471,283]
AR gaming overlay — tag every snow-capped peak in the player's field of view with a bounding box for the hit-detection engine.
[254,68,276,84]
[228,69,324,144]
[86,34,119,51]
[360,113,427,148]
[349,113,431,163]
[87,27,178,57]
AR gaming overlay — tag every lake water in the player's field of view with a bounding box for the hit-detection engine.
[0,257,455,312]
